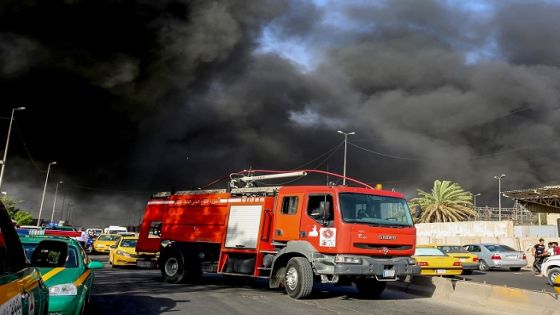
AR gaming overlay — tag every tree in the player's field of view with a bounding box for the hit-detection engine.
[410,180,476,223]
[0,195,34,225]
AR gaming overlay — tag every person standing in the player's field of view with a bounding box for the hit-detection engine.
[532,238,548,274]
[553,242,560,256]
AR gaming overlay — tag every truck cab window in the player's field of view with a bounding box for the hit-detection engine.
[281,196,298,215]
[307,195,334,224]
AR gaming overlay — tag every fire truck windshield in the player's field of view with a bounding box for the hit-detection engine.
[339,193,413,227]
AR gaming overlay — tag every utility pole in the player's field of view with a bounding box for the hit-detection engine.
[494,174,506,221]
[50,181,63,222]
[37,161,57,226]
[337,130,355,185]
[0,106,26,190]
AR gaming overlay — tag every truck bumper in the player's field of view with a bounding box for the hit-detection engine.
[313,254,420,280]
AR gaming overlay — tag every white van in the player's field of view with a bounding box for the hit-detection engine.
[103,225,128,234]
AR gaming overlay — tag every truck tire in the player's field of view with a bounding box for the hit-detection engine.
[354,278,386,299]
[161,248,186,283]
[284,257,314,299]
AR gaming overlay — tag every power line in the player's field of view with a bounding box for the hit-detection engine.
[348,142,421,161]
[290,141,344,170]
[13,120,45,172]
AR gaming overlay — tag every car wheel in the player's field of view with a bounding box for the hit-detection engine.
[354,278,386,299]
[462,270,473,275]
[479,260,490,271]
[509,267,521,272]
[547,267,560,286]
[283,257,314,299]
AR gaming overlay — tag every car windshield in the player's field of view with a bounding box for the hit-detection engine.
[339,193,413,227]
[22,243,79,268]
[98,235,120,241]
[120,239,137,248]
[438,246,468,253]
[485,244,516,252]
[415,248,446,256]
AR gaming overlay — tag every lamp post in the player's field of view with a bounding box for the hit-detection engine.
[337,130,355,185]
[494,174,506,221]
[0,106,26,190]
[37,161,57,226]
[50,181,63,222]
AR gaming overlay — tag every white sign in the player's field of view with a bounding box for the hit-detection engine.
[319,228,336,247]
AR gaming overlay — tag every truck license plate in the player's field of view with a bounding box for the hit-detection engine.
[137,260,156,268]
[383,269,395,278]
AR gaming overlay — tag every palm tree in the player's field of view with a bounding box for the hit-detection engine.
[410,180,476,223]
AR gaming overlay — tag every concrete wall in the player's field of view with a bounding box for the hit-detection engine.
[416,221,514,238]
[514,225,558,237]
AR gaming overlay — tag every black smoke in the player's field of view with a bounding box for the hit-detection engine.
[1,0,559,226]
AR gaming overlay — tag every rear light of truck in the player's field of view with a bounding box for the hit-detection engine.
[491,254,501,260]
[417,261,428,266]
[453,261,461,266]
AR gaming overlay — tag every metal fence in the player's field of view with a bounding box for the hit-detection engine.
[469,203,537,225]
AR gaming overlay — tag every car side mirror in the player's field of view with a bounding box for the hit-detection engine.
[30,240,68,268]
[87,261,104,269]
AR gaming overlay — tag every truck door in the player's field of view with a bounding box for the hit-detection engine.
[272,193,304,241]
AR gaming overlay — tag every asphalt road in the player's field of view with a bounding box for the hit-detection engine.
[86,255,504,315]
[459,269,555,293]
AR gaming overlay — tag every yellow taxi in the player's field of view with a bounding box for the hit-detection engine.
[92,234,121,254]
[413,246,462,276]
[109,236,158,268]
[434,245,479,275]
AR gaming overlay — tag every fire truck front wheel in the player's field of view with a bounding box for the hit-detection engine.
[161,251,184,283]
[284,257,314,299]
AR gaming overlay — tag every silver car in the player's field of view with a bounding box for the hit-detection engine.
[464,244,527,271]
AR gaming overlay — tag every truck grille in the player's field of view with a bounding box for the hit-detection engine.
[353,243,412,250]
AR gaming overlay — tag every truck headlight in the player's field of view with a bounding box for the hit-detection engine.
[334,255,362,264]
[49,283,77,296]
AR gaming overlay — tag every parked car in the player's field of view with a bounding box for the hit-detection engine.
[425,244,479,275]
[109,236,158,268]
[464,244,527,271]
[0,201,50,315]
[413,246,463,276]
[541,255,560,285]
[93,233,121,253]
[19,234,104,314]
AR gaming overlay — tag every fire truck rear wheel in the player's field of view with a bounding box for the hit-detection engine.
[284,257,314,299]
[161,249,186,283]
[354,278,386,299]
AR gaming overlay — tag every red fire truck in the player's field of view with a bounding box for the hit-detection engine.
[136,170,420,299]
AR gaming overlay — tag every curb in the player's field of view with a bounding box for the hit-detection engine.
[387,277,560,315]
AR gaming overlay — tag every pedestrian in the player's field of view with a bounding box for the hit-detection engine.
[532,238,548,274]
[554,242,560,256]
[548,242,555,256]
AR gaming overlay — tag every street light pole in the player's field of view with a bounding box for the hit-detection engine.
[37,161,57,226]
[0,106,26,190]
[337,130,355,185]
[494,174,506,221]
[50,181,63,222]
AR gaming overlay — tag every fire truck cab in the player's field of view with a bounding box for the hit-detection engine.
[137,171,420,299]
